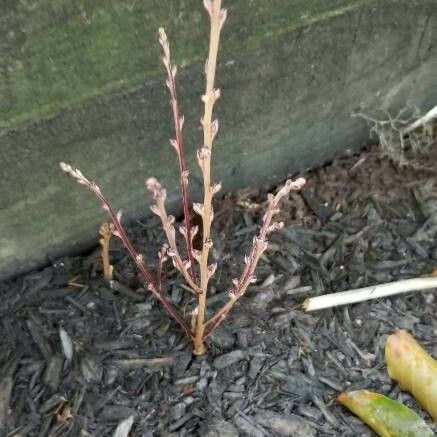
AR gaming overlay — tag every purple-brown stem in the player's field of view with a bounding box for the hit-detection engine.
[146,177,201,294]
[203,177,306,339]
[60,0,306,355]
[59,163,193,339]
[158,28,196,283]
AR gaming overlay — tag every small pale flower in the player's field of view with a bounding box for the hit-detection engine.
[193,203,204,216]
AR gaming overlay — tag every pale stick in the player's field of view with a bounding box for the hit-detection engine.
[303,277,437,312]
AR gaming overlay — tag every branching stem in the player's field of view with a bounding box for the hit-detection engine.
[159,28,196,282]
[203,178,305,339]
[193,0,226,355]
[60,0,306,355]
[146,177,201,294]
[59,163,193,339]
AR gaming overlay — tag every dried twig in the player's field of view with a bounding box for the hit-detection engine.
[402,105,437,135]
[99,222,114,281]
[303,277,437,312]
[353,107,436,165]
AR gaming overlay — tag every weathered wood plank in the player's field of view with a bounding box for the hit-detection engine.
[0,0,436,278]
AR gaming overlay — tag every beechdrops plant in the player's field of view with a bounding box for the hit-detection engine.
[61,0,305,355]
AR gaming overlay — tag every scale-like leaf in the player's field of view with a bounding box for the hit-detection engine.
[337,390,434,437]
[385,330,437,421]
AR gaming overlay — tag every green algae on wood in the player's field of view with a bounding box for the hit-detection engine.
[1,0,376,129]
[1,0,436,280]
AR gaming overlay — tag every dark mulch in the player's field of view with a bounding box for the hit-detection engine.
[1,145,436,436]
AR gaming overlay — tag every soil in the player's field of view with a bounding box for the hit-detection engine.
[1,144,436,436]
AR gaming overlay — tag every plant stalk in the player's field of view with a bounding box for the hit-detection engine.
[60,0,307,355]
[99,222,114,281]
[204,178,305,339]
[159,28,196,281]
[146,177,201,294]
[193,0,224,355]
[59,163,193,339]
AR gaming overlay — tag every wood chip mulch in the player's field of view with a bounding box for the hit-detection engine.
[1,145,436,436]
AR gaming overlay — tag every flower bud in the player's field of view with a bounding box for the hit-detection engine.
[213,88,221,100]
[207,263,217,278]
[191,225,199,239]
[197,147,211,161]
[182,170,189,185]
[267,222,284,234]
[220,9,227,29]
[193,203,204,216]
[192,249,202,261]
[211,119,219,138]
[150,205,160,216]
[158,27,167,46]
[170,139,178,150]
[211,182,222,195]
[203,0,212,15]
[158,244,168,260]
[183,260,191,270]
[146,178,166,201]
[253,236,268,253]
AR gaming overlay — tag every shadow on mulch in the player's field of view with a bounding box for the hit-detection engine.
[1,145,436,436]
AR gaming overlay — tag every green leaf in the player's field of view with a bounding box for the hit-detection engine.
[337,390,435,437]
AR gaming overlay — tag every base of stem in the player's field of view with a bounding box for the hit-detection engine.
[192,341,207,355]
